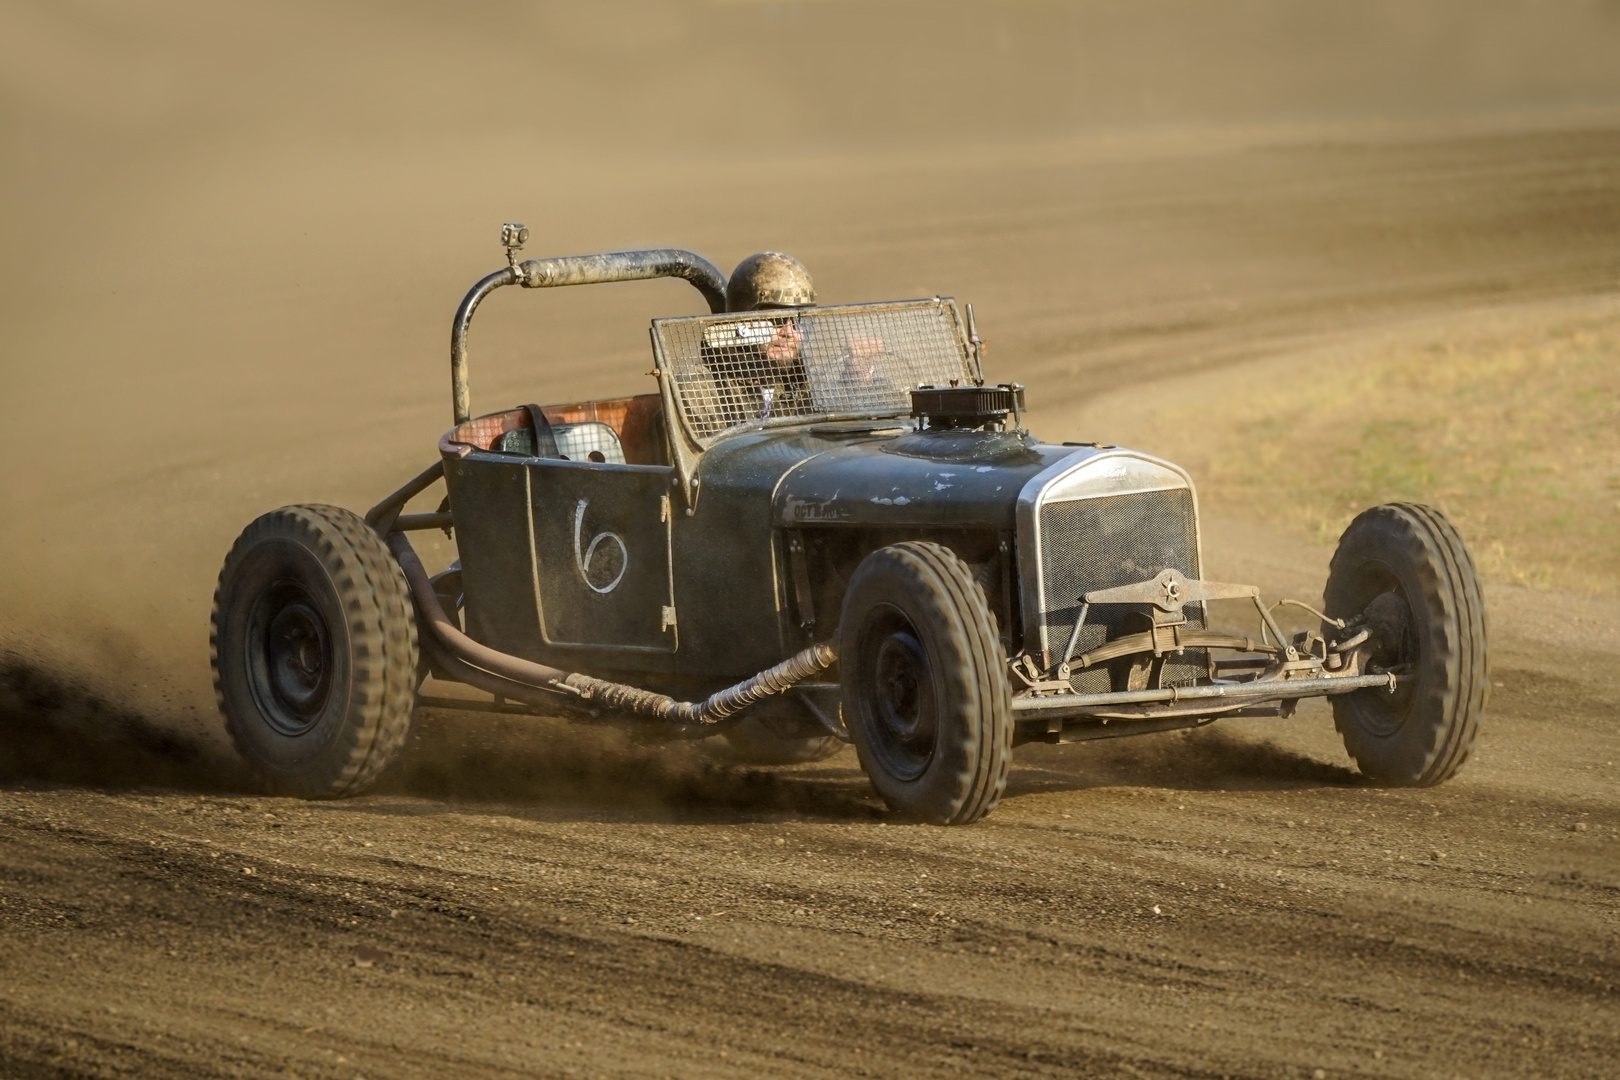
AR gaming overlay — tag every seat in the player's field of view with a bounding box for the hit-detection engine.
[490,419,626,464]
[552,421,626,464]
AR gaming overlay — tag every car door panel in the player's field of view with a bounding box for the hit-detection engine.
[525,461,676,652]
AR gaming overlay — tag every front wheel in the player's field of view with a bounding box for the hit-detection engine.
[1325,503,1487,786]
[211,505,419,797]
[839,542,1011,824]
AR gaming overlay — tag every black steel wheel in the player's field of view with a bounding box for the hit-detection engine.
[212,505,419,797]
[1324,503,1487,786]
[839,542,1011,824]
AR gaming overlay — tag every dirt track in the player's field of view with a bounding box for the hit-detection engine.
[3,528,1618,1080]
[3,4,1620,1078]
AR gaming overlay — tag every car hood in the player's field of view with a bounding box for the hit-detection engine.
[769,429,1080,529]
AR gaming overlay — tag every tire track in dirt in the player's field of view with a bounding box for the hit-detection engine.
[2,749,1616,1079]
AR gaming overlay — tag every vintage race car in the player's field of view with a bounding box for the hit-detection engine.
[211,229,1488,824]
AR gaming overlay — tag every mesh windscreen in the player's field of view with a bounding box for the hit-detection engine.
[1039,489,1203,687]
[653,300,974,445]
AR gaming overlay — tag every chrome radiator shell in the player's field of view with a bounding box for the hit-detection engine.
[1015,449,1205,684]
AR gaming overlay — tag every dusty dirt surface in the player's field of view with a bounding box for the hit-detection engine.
[3,533,1617,1080]
[3,4,1619,1078]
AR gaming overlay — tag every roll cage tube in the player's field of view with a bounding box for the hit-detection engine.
[450,249,729,424]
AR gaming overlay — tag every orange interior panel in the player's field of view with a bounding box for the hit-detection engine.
[441,393,667,466]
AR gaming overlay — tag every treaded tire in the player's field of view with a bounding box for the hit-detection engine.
[1324,503,1487,786]
[721,716,843,765]
[212,505,419,797]
[839,542,1012,824]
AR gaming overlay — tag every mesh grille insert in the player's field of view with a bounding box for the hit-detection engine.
[1038,489,1202,669]
[654,300,974,446]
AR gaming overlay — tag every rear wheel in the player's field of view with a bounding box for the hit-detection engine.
[839,542,1011,824]
[212,505,419,797]
[1324,503,1487,786]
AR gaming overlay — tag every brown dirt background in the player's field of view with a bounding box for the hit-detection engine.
[1,3,1618,1078]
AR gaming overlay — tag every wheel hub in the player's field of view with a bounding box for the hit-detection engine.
[253,585,333,734]
[1362,589,1414,670]
[864,622,937,780]
[1357,586,1417,735]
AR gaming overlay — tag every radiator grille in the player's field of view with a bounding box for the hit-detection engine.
[1038,488,1204,692]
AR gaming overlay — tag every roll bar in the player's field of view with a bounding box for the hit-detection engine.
[450,247,728,424]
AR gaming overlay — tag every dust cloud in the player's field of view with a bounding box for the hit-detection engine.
[384,710,879,817]
[0,652,235,790]
[1014,724,1360,797]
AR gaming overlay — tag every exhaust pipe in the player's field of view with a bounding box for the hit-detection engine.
[386,533,836,735]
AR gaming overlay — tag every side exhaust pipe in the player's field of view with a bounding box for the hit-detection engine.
[386,533,836,735]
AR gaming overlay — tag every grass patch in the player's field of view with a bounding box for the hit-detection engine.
[1125,314,1620,595]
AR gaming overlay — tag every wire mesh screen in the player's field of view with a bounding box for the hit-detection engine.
[552,422,626,464]
[1038,488,1206,692]
[653,300,975,445]
[492,421,626,464]
[1039,489,1201,649]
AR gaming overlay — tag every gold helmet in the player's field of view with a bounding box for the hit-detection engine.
[726,252,816,312]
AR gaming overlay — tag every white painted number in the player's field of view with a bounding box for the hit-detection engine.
[573,499,628,594]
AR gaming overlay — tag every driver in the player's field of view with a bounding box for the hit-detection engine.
[702,253,817,425]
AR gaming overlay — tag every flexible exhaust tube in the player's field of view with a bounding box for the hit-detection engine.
[386,532,836,731]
